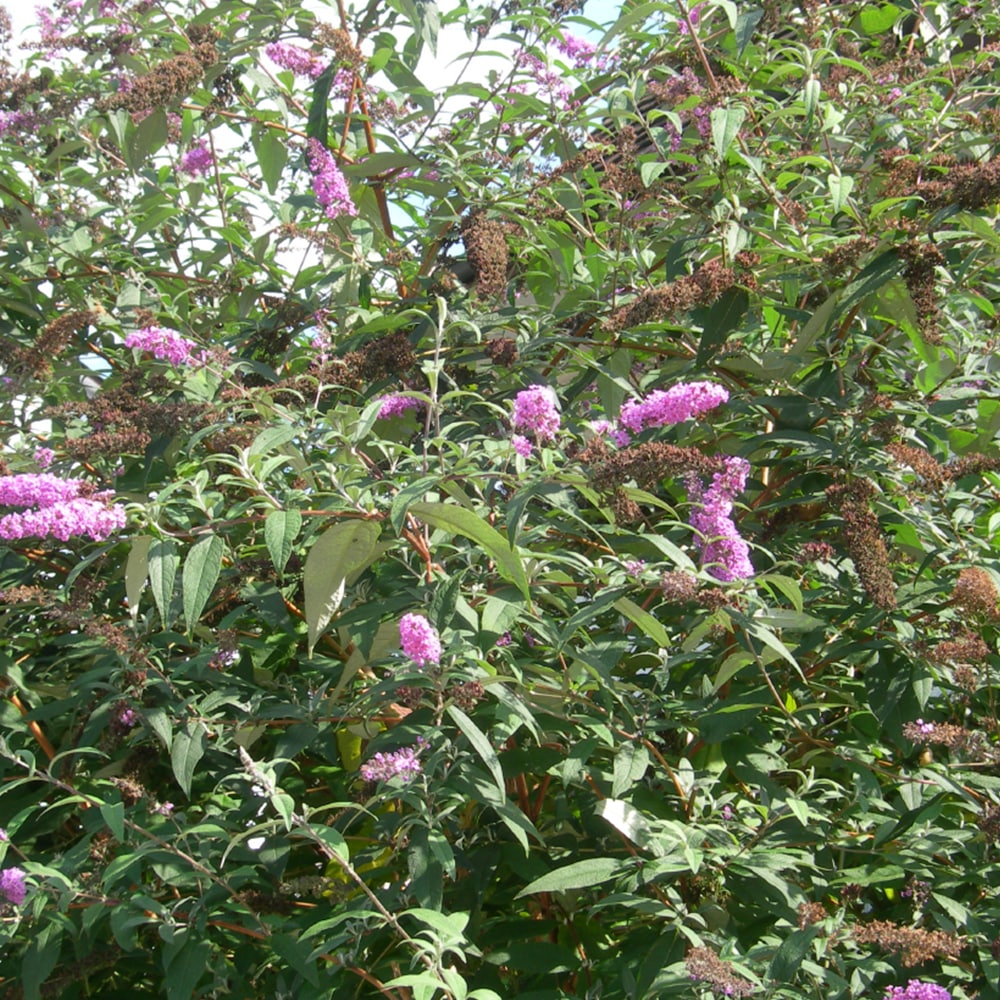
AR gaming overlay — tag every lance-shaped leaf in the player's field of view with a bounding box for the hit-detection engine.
[711,106,745,158]
[409,502,530,599]
[125,536,152,620]
[171,721,205,799]
[148,538,179,629]
[515,857,623,898]
[448,705,506,803]
[182,534,225,631]
[304,520,380,656]
[264,508,302,577]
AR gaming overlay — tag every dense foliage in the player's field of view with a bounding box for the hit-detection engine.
[1,0,999,996]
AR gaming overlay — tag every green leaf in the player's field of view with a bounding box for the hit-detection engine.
[163,937,210,1000]
[696,286,749,363]
[256,127,288,194]
[306,64,334,142]
[802,76,821,126]
[612,742,650,797]
[127,107,167,168]
[735,7,764,55]
[249,423,297,456]
[304,520,381,656]
[769,926,821,981]
[271,934,320,987]
[125,535,152,620]
[859,3,901,34]
[711,106,745,158]
[182,534,225,631]
[639,160,671,186]
[448,705,506,803]
[596,798,660,855]
[516,857,623,898]
[148,538,179,629]
[22,922,62,1000]
[264,508,302,577]
[171,722,206,799]
[713,649,755,690]
[389,475,438,534]
[409,502,530,600]
[312,825,351,863]
[100,800,125,841]
[614,597,671,648]
[144,706,172,752]
[828,172,855,213]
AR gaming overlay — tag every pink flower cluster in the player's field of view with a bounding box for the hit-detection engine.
[554,33,612,70]
[687,456,753,581]
[360,741,426,783]
[512,385,560,442]
[306,139,357,220]
[180,140,214,177]
[620,381,729,435]
[885,982,951,1000]
[0,110,36,139]
[0,473,82,508]
[514,50,573,106]
[124,326,199,367]
[265,41,328,80]
[512,434,533,458]
[378,394,421,419]
[399,613,441,668]
[0,473,126,543]
[36,1,80,54]
[0,867,26,906]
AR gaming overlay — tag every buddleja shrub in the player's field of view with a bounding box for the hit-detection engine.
[0,0,999,996]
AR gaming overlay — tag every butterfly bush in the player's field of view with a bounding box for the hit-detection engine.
[124,326,199,367]
[512,434,533,458]
[377,394,421,419]
[619,381,729,435]
[265,41,328,80]
[885,982,951,1000]
[179,140,214,177]
[4,0,1000,994]
[687,456,754,581]
[306,138,357,220]
[399,613,441,667]
[512,385,561,441]
[360,742,426,783]
[0,867,26,906]
[0,473,125,542]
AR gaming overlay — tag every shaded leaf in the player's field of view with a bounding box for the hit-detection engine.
[410,502,530,599]
[148,539,179,629]
[182,533,225,631]
[516,858,623,898]
[264,508,301,577]
[171,722,205,799]
[304,520,380,656]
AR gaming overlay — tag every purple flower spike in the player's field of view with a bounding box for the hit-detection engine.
[512,385,560,441]
[306,139,357,220]
[360,743,425,783]
[687,456,753,581]
[378,394,421,419]
[884,981,952,1000]
[399,613,442,668]
[0,867,26,906]
[619,381,729,435]
[125,326,200,367]
[180,140,214,177]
